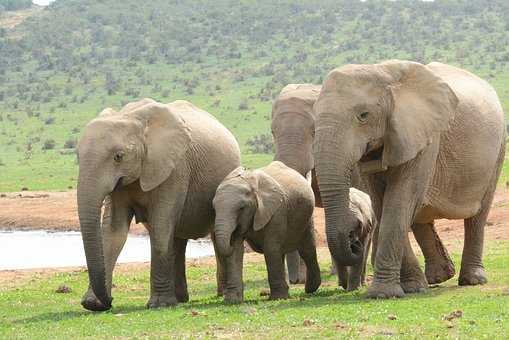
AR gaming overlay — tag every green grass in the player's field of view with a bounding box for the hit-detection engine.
[1,242,508,339]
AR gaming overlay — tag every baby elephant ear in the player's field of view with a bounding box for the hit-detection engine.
[381,60,459,167]
[250,171,286,231]
[224,166,246,181]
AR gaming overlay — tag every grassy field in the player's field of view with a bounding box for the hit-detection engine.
[1,242,507,339]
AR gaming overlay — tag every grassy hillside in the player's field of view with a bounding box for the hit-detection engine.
[0,0,508,191]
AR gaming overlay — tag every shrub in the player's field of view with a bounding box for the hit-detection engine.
[238,99,249,110]
[42,139,56,150]
[246,133,274,154]
[63,138,77,149]
[44,116,55,125]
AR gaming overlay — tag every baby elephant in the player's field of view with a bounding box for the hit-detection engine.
[213,161,320,303]
[333,188,376,291]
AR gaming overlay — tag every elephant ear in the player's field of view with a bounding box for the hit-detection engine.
[381,60,459,167]
[247,170,286,231]
[130,102,191,192]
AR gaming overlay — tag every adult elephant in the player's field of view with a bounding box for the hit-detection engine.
[77,98,240,311]
[273,83,455,287]
[313,60,505,298]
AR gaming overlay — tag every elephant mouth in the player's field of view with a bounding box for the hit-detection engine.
[113,177,124,191]
[349,230,364,257]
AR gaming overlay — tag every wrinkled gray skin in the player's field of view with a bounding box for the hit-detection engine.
[213,161,320,303]
[77,99,240,311]
[273,84,455,287]
[313,60,506,298]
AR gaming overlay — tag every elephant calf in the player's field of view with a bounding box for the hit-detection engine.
[333,188,375,291]
[213,161,321,303]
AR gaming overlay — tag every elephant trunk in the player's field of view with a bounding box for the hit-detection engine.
[314,115,363,267]
[274,138,312,177]
[77,176,112,310]
[214,216,237,257]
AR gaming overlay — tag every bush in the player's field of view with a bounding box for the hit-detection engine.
[238,99,249,111]
[44,116,55,125]
[42,139,56,150]
[246,133,274,154]
[63,138,77,149]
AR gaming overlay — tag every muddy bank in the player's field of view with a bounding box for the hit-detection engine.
[1,189,508,249]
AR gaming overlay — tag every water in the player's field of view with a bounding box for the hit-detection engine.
[0,230,214,270]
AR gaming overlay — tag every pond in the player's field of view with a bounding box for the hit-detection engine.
[0,230,214,270]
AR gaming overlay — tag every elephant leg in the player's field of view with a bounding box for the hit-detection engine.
[174,238,189,303]
[286,251,304,284]
[348,233,372,291]
[460,143,503,286]
[146,205,178,308]
[367,149,434,299]
[412,222,455,284]
[297,226,321,294]
[212,234,245,303]
[399,231,428,293]
[82,195,132,311]
[264,248,289,300]
[334,260,349,290]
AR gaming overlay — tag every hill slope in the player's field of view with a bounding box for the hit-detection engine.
[0,0,508,191]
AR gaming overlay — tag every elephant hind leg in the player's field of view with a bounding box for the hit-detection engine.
[459,143,504,286]
[412,222,455,284]
[297,225,321,294]
[286,251,305,284]
[174,238,189,303]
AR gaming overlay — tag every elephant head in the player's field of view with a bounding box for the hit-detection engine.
[77,98,191,310]
[213,166,286,257]
[313,60,458,266]
[272,84,321,177]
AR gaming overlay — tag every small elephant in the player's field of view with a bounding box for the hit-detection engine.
[213,161,321,303]
[333,188,375,291]
[77,98,240,311]
[314,60,506,298]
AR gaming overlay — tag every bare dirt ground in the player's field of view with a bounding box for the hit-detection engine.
[0,189,507,280]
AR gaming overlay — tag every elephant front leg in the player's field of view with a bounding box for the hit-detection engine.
[217,237,245,304]
[147,215,178,309]
[400,232,428,293]
[82,195,132,311]
[412,223,455,284]
[264,248,289,300]
[174,238,189,303]
[367,168,432,298]
[347,233,372,291]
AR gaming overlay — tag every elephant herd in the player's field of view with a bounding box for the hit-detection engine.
[76,60,505,311]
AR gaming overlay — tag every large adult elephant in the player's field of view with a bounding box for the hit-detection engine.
[273,83,455,287]
[313,60,505,298]
[77,98,240,311]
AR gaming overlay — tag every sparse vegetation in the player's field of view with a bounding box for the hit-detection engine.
[246,133,274,154]
[41,139,55,150]
[0,242,507,338]
[0,0,508,191]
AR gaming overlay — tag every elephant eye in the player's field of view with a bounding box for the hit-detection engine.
[357,111,369,123]
[113,151,124,163]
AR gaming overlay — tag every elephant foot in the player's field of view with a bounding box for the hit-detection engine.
[224,290,244,304]
[176,289,189,303]
[81,289,112,312]
[425,260,455,284]
[346,280,362,292]
[269,290,289,300]
[304,275,321,294]
[400,278,427,294]
[146,294,178,309]
[459,266,487,286]
[367,281,405,299]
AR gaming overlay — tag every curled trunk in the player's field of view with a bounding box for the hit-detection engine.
[214,217,236,257]
[314,116,363,266]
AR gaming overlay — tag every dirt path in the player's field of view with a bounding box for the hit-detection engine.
[1,189,508,244]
